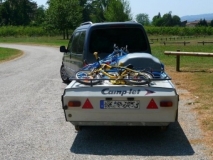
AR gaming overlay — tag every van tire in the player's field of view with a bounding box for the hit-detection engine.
[60,65,70,83]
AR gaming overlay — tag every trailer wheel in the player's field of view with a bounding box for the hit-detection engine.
[75,125,82,131]
[160,125,169,131]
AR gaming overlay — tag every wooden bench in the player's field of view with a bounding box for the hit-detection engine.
[197,41,213,45]
[164,51,213,71]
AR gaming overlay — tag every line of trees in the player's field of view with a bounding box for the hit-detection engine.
[45,0,132,39]
[197,19,213,27]
[135,12,213,27]
[1,0,213,38]
[135,12,182,27]
[152,12,181,26]
[0,0,132,38]
[0,0,40,26]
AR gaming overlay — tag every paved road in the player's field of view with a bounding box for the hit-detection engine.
[0,44,210,160]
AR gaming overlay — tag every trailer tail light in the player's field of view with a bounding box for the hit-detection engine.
[68,101,81,107]
[160,101,173,107]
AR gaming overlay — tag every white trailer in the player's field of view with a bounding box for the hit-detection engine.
[61,78,179,131]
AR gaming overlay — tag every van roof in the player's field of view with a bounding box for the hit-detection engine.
[76,21,142,30]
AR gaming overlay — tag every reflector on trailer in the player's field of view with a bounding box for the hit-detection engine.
[68,101,81,107]
[160,101,173,107]
[147,99,158,109]
[82,99,93,109]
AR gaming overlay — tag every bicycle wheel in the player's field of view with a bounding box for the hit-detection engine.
[75,70,101,85]
[124,71,153,85]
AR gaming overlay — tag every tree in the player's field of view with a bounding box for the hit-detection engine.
[121,0,132,19]
[104,0,132,22]
[172,15,181,26]
[0,1,10,25]
[162,11,172,26]
[152,12,181,27]
[89,0,108,22]
[135,13,149,26]
[0,0,37,26]
[197,19,208,27]
[45,0,82,39]
[152,12,162,26]
[30,5,46,26]
[210,20,213,27]
[80,0,92,22]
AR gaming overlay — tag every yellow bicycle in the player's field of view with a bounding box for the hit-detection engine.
[75,52,153,85]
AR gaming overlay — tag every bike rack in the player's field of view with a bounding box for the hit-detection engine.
[69,76,172,87]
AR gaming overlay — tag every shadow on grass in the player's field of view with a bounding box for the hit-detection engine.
[70,122,194,156]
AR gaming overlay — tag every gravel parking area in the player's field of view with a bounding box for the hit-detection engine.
[0,44,210,160]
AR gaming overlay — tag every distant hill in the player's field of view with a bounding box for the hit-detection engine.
[181,13,213,22]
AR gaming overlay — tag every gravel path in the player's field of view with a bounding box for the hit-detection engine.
[0,44,210,160]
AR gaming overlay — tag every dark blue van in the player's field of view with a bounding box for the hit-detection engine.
[59,21,151,83]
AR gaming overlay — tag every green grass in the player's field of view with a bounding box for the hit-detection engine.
[1,35,213,74]
[0,47,23,62]
[149,36,213,145]
[1,35,213,73]
[149,37,213,151]
[0,36,69,47]
[0,37,68,62]
[151,44,213,68]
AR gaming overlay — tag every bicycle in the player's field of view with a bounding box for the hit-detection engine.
[75,52,153,85]
[82,44,128,70]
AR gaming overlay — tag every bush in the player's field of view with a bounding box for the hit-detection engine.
[0,26,61,37]
[145,26,213,36]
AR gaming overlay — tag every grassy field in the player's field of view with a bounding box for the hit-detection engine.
[0,36,68,46]
[0,47,23,63]
[0,36,67,62]
[150,36,213,155]
[1,36,213,155]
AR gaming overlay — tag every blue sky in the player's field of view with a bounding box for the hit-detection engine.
[35,0,213,20]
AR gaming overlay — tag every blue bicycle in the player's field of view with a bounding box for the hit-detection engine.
[82,44,128,70]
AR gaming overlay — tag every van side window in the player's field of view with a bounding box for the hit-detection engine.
[71,32,80,53]
[67,36,73,52]
[70,31,86,54]
[77,31,86,54]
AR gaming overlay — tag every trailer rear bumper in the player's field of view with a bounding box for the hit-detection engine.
[70,121,171,126]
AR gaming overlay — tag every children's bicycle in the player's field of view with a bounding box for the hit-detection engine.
[75,52,153,85]
[82,44,128,70]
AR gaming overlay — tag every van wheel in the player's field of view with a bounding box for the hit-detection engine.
[60,65,70,83]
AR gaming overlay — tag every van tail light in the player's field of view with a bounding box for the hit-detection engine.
[83,59,88,66]
[68,101,81,107]
[160,101,173,107]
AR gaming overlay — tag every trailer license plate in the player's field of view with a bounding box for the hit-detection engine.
[100,100,140,109]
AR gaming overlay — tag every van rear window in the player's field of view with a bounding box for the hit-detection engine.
[89,28,148,54]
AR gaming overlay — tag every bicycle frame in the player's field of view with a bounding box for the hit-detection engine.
[82,45,128,70]
[88,63,148,85]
